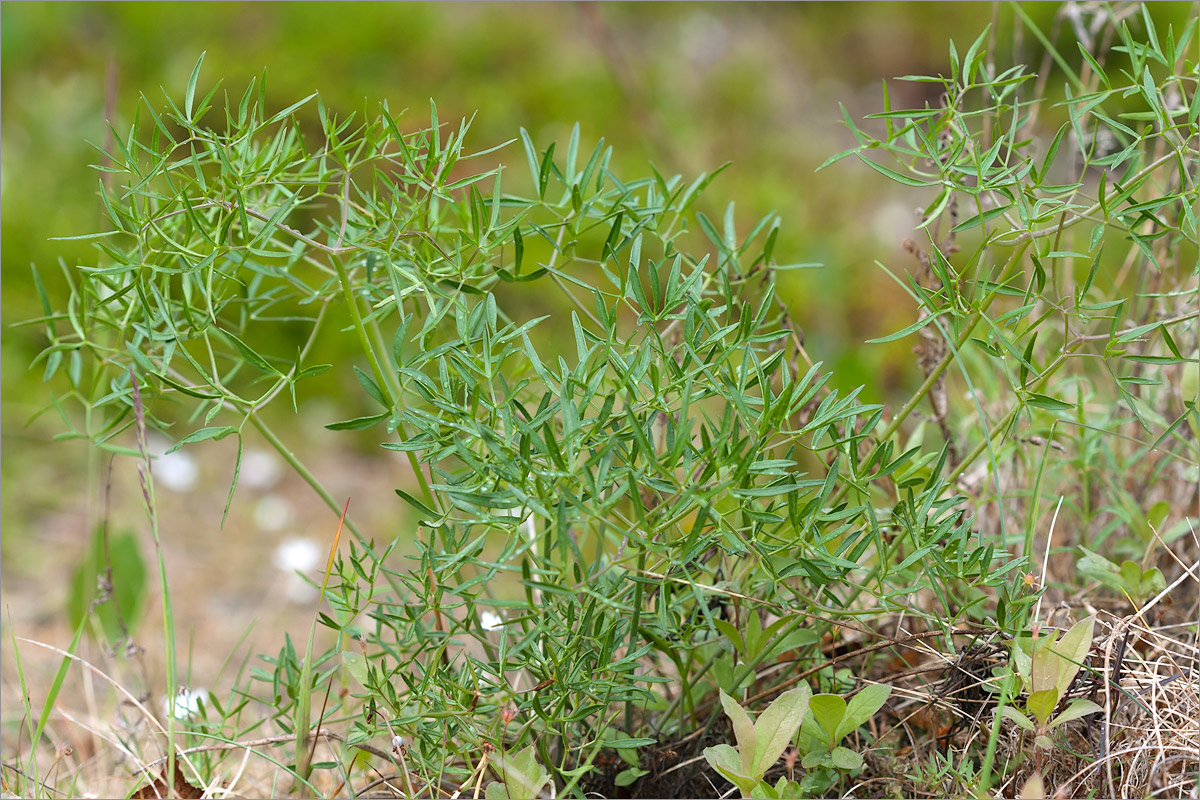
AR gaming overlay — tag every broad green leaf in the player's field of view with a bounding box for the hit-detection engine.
[751,685,812,777]
[67,526,147,640]
[1119,561,1145,595]
[745,612,762,656]
[342,651,369,688]
[1026,688,1058,726]
[1181,358,1199,407]
[1147,500,1170,531]
[1049,698,1102,729]
[702,744,758,796]
[807,693,846,747]
[1077,548,1124,593]
[836,683,891,740]
[713,620,745,655]
[830,746,863,771]
[485,746,551,800]
[1030,629,1062,698]
[1135,567,1166,601]
[1051,616,1095,693]
[718,688,757,775]
[702,743,742,776]
[614,767,649,788]
[999,704,1036,732]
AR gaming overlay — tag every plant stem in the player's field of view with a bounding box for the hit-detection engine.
[975,692,1007,798]
[331,253,394,408]
[832,239,1032,507]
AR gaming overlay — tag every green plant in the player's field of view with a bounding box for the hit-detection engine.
[484,745,553,799]
[1076,546,1166,604]
[999,616,1101,756]
[794,684,891,795]
[66,523,147,642]
[25,3,1197,797]
[35,51,1025,790]
[702,687,811,799]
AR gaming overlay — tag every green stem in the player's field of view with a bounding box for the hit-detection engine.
[404,446,437,512]
[945,346,1077,487]
[332,251,440,511]
[129,374,178,800]
[975,691,1008,798]
[625,544,648,734]
[331,254,394,407]
[654,647,722,736]
[832,240,1032,507]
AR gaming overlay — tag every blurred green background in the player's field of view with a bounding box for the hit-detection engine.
[2,2,1192,574]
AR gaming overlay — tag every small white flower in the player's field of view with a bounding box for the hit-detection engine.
[480,611,504,631]
[163,687,209,720]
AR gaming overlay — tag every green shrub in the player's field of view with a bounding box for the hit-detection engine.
[31,5,1197,795]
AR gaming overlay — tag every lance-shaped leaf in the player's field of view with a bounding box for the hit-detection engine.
[750,685,812,777]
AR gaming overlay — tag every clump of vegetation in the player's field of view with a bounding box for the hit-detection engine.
[11,3,1196,798]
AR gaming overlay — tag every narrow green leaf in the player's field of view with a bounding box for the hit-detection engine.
[866,309,949,343]
[325,412,389,431]
[223,331,277,374]
[354,366,388,408]
[165,426,237,454]
[952,204,1012,233]
[395,489,438,520]
[602,738,657,749]
[855,155,934,187]
[1025,392,1073,411]
[265,93,318,125]
[184,52,206,120]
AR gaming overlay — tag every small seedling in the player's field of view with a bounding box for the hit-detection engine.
[1000,616,1101,752]
[703,686,812,798]
[1077,548,1166,605]
[795,683,891,795]
[485,745,552,799]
